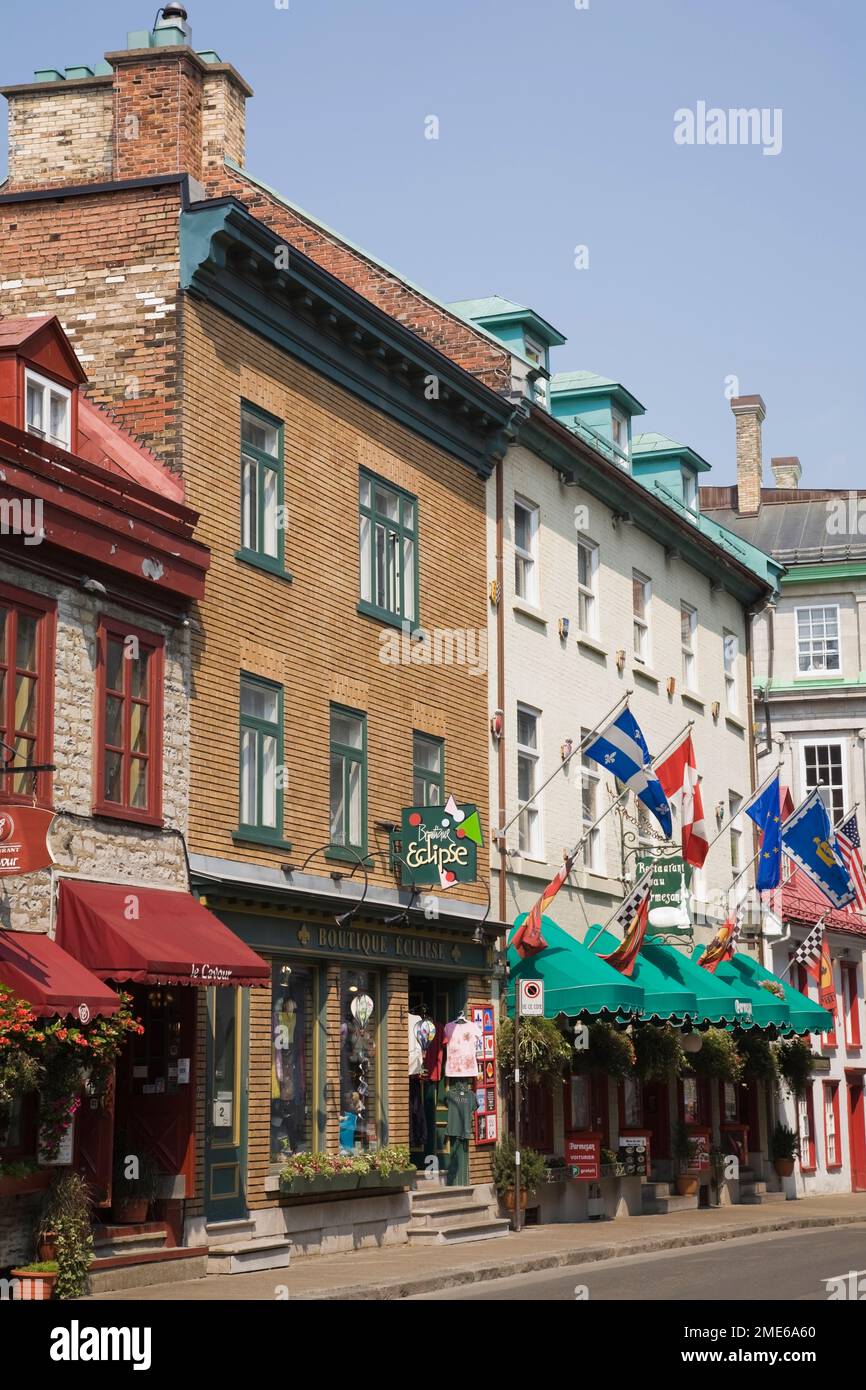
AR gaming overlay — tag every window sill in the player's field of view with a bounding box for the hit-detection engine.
[724,712,747,732]
[92,803,164,830]
[681,688,705,710]
[632,663,660,686]
[357,600,417,632]
[826,1164,843,1172]
[576,633,607,658]
[324,845,373,867]
[235,549,293,584]
[511,600,547,629]
[232,829,293,851]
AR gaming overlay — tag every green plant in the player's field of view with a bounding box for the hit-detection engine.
[672,1121,697,1174]
[15,1260,58,1273]
[370,1144,412,1177]
[736,1032,779,1086]
[497,1016,572,1086]
[278,1146,414,1183]
[633,1025,685,1079]
[687,1029,744,1082]
[771,1123,800,1162]
[492,1135,546,1197]
[571,1022,636,1080]
[776,1039,814,1098]
[38,1171,92,1300]
[112,1140,161,1204]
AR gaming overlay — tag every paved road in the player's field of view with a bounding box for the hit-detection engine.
[411,1226,866,1301]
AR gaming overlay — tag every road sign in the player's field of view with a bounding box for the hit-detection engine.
[518,978,544,1017]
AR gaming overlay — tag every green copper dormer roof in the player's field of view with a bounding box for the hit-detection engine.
[550,370,646,417]
[632,432,712,473]
[449,297,567,348]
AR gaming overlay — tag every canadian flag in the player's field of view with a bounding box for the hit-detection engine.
[655,734,709,868]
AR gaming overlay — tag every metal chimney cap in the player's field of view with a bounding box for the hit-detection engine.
[161,3,189,18]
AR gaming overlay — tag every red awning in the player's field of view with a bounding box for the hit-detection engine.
[0,930,121,1018]
[56,880,269,987]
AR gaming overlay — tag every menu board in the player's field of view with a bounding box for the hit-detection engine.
[688,1131,711,1172]
[617,1135,650,1176]
[472,1004,497,1145]
[565,1133,601,1180]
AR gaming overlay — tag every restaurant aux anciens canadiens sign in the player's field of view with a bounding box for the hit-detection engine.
[0,806,55,876]
[397,796,483,889]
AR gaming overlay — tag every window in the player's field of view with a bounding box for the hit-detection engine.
[359,472,418,626]
[271,961,315,1160]
[524,339,548,407]
[0,585,54,804]
[578,726,603,873]
[722,1082,738,1123]
[238,674,283,840]
[514,497,539,605]
[24,368,70,450]
[95,618,164,824]
[681,602,698,689]
[240,404,283,570]
[632,571,651,662]
[723,630,739,713]
[340,968,380,1150]
[682,471,698,512]
[577,538,599,636]
[568,1074,591,1131]
[824,1082,841,1167]
[801,741,846,823]
[842,962,861,1048]
[729,791,743,873]
[796,605,840,675]
[611,410,629,462]
[622,1076,642,1128]
[798,1087,816,1170]
[330,706,366,856]
[413,732,444,806]
[516,703,541,857]
[682,1076,700,1125]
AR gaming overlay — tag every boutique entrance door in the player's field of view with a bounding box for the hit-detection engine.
[847,1074,866,1192]
[204,986,248,1221]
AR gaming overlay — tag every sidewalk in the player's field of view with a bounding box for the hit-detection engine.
[89,1192,866,1301]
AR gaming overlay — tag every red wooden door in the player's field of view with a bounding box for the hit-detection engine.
[642,1079,670,1158]
[114,985,197,1195]
[847,1076,866,1192]
[74,1072,115,1207]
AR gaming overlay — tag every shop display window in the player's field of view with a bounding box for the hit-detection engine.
[722,1082,738,1123]
[340,969,379,1149]
[271,961,315,1161]
[682,1076,700,1125]
[569,1074,591,1131]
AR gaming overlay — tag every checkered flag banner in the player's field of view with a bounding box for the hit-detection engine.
[615,867,654,933]
[794,918,826,967]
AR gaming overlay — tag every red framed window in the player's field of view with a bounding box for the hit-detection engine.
[618,1075,643,1128]
[842,962,861,1049]
[0,583,55,806]
[93,617,164,825]
[798,1085,816,1171]
[0,1092,39,1161]
[823,1081,841,1168]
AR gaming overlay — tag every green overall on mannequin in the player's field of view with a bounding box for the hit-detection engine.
[445,1080,477,1186]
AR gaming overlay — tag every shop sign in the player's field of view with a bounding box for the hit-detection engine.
[518,979,544,1017]
[397,796,483,888]
[281,921,490,973]
[0,805,55,877]
[688,1132,711,1172]
[636,851,692,934]
[811,1054,832,1075]
[734,999,752,1019]
[472,1004,497,1145]
[617,1135,650,1176]
[565,1133,601,1180]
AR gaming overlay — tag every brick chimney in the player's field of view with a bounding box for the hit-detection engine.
[731,394,766,516]
[1,5,252,192]
[770,456,801,489]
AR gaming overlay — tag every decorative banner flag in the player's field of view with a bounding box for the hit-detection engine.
[699,905,743,974]
[816,940,836,1015]
[600,871,652,977]
[746,775,782,891]
[781,790,856,909]
[584,709,672,838]
[793,917,826,973]
[655,734,708,868]
[835,813,866,914]
[511,856,575,960]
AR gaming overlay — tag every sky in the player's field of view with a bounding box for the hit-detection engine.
[2,0,864,486]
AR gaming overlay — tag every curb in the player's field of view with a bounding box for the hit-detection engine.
[294,1213,866,1300]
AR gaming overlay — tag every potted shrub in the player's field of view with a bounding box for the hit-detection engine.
[112,1143,160,1223]
[633,1025,685,1080]
[672,1121,699,1197]
[10,1260,58,1300]
[571,1022,636,1081]
[771,1123,800,1178]
[362,1145,415,1190]
[492,1136,545,1211]
[687,1029,744,1082]
[36,1171,92,1299]
[776,1039,814,1099]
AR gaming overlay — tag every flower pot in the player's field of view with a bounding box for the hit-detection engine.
[675,1174,700,1197]
[37,1234,58,1262]
[363,1168,415,1190]
[112,1197,150,1224]
[11,1269,57,1301]
[773,1157,795,1178]
[502,1187,528,1211]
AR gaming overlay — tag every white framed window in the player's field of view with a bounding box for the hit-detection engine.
[729,790,743,874]
[524,339,548,406]
[25,368,71,450]
[514,497,539,606]
[800,740,847,824]
[723,1082,738,1122]
[682,470,698,512]
[825,1085,838,1167]
[577,538,599,636]
[723,630,739,714]
[516,703,542,857]
[578,725,603,874]
[796,605,841,675]
[569,1074,590,1130]
[632,570,651,662]
[622,1076,641,1127]
[611,409,629,462]
[681,602,698,689]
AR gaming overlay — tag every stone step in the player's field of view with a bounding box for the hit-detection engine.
[408,1202,496,1231]
[92,1224,170,1260]
[642,1193,700,1215]
[207,1236,292,1275]
[411,1184,476,1206]
[406,1218,510,1246]
[641,1181,675,1199]
[87,1248,208,1295]
[740,1190,787,1205]
[205,1216,257,1239]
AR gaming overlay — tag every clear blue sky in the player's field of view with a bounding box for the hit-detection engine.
[3,0,864,486]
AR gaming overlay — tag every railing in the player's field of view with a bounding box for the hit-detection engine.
[568,416,631,471]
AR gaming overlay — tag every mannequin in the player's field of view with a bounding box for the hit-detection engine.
[445,1079,477,1186]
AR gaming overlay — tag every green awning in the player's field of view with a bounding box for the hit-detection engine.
[691,948,794,1034]
[507,915,643,1019]
[694,948,832,1036]
[588,928,697,1024]
[639,936,753,1029]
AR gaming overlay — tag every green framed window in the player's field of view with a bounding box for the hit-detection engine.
[359,470,418,627]
[238,672,284,842]
[329,705,367,857]
[412,732,444,806]
[239,403,285,574]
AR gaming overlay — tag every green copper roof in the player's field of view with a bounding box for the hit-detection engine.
[632,432,712,473]
[588,928,697,1024]
[550,371,646,417]
[507,916,643,1019]
[449,296,567,348]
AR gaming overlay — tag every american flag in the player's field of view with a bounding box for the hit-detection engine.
[794,918,826,968]
[835,814,866,914]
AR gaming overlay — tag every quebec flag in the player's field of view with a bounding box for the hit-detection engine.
[584,709,672,838]
[781,789,856,909]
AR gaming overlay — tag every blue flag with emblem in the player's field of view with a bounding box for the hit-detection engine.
[781,789,856,909]
[584,708,672,838]
[746,775,782,891]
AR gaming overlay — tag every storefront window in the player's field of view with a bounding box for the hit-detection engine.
[723,1082,738,1122]
[569,1075,590,1130]
[0,1097,22,1150]
[271,962,315,1161]
[622,1076,642,1127]
[682,1076,700,1125]
[340,969,379,1149]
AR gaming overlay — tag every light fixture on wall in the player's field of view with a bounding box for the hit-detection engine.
[615,649,626,673]
[558,616,570,642]
[490,709,504,741]
[711,700,721,721]
[715,800,726,824]
[489,579,500,607]
[666,676,676,697]
[560,738,573,763]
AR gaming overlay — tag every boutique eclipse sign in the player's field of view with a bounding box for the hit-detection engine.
[398,795,483,889]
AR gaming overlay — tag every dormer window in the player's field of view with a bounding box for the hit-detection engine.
[524,339,548,407]
[611,410,629,461]
[25,369,71,451]
[682,470,698,512]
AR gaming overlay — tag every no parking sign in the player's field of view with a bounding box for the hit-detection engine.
[518,978,544,1017]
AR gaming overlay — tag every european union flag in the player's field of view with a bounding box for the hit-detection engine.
[746,775,782,890]
[781,789,856,909]
[584,709,672,838]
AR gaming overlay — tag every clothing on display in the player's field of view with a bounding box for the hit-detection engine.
[445,1080,478,1186]
[408,1012,424,1076]
[409,1075,427,1149]
[444,1016,482,1078]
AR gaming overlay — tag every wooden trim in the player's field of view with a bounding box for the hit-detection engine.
[92,615,165,825]
[0,581,56,808]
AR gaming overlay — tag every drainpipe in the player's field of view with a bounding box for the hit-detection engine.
[495,452,507,928]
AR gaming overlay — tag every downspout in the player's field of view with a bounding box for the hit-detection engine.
[496,452,507,927]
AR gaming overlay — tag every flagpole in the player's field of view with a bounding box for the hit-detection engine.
[496,690,633,840]
[696,760,784,862]
[775,912,829,980]
[584,866,655,950]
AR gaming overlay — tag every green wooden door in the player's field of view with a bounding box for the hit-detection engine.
[204,986,248,1222]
